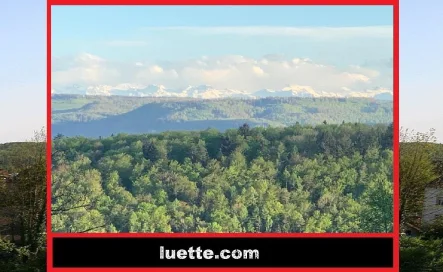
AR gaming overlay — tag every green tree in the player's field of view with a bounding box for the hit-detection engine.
[400,128,439,226]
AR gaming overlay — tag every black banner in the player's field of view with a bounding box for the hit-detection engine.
[53,237,393,268]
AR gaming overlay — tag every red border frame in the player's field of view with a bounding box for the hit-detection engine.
[46,0,400,271]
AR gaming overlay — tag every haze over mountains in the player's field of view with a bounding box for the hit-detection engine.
[51,83,392,100]
[51,52,393,138]
[52,94,393,138]
[51,26,393,137]
[52,52,393,101]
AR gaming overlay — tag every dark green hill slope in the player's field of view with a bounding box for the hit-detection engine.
[52,95,393,138]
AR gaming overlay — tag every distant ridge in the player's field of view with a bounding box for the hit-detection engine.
[52,95,393,138]
[52,84,393,101]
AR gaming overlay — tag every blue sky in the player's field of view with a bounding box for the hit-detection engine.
[51,5,393,101]
[52,5,393,64]
[401,0,443,142]
[0,0,46,143]
[1,4,405,142]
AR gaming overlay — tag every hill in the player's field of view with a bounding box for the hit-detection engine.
[52,123,393,233]
[52,95,393,138]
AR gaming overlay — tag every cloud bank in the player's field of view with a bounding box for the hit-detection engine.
[52,52,392,97]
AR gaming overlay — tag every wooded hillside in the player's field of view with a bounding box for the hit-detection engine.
[52,123,393,233]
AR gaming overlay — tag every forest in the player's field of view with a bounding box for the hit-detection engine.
[52,95,393,138]
[400,128,443,272]
[52,122,393,233]
[0,130,46,271]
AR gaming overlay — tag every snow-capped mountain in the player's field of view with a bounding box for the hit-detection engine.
[181,85,251,99]
[254,85,342,98]
[51,83,393,100]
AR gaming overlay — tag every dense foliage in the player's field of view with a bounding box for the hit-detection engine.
[52,123,393,233]
[0,131,46,272]
[0,142,43,171]
[400,129,443,226]
[52,95,393,138]
[400,128,443,272]
[401,237,443,272]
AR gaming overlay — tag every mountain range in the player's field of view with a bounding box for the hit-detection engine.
[52,94,393,138]
[51,84,393,100]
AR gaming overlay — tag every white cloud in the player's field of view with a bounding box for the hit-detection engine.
[51,53,392,94]
[52,53,122,86]
[252,66,265,76]
[142,26,393,39]
[74,53,104,63]
[149,65,164,73]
